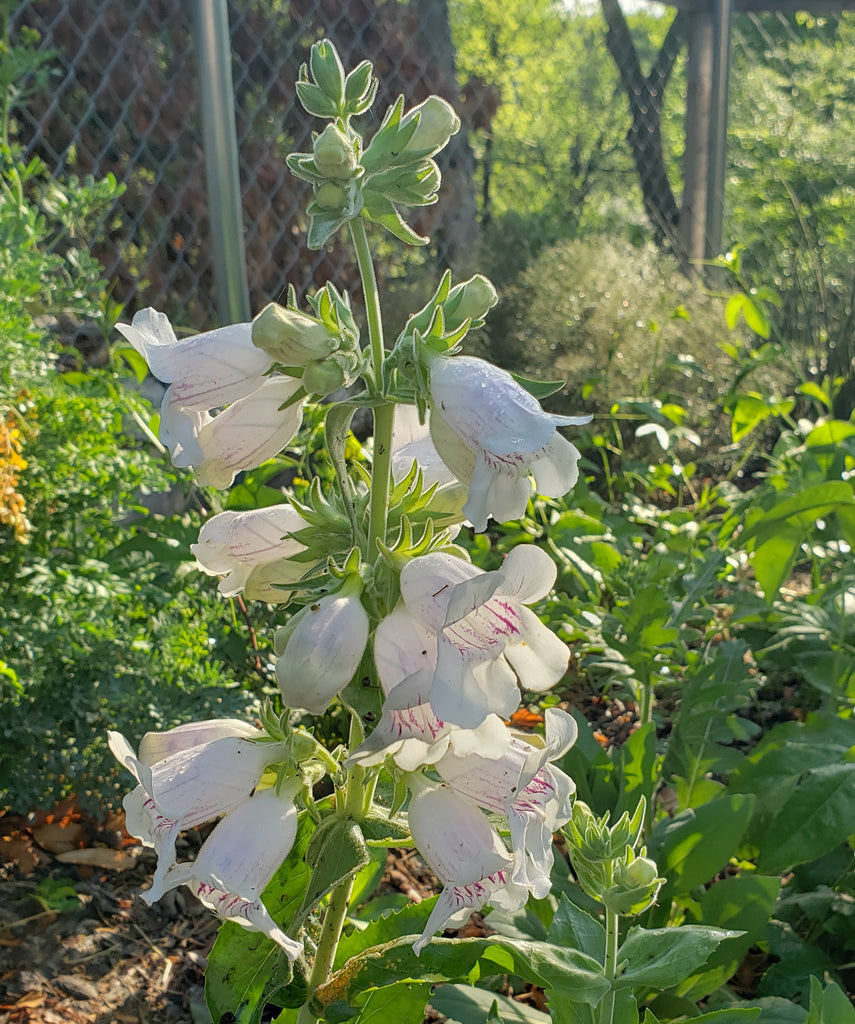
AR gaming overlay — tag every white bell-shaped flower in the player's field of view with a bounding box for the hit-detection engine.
[426,353,591,532]
[135,718,264,766]
[436,708,578,897]
[147,786,303,959]
[116,308,272,409]
[275,582,369,715]
[116,308,305,489]
[190,504,309,601]
[399,546,569,729]
[109,725,280,898]
[161,375,305,489]
[346,606,509,771]
[409,787,528,955]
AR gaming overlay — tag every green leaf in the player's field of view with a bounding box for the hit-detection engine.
[755,762,855,873]
[205,926,294,1024]
[353,981,433,1023]
[547,894,605,963]
[679,874,781,1001]
[613,721,658,819]
[614,926,740,989]
[690,1012,762,1022]
[299,817,370,924]
[647,795,755,901]
[431,985,550,1023]
[740,481,855,544]
[730,712,855,871]
[805,977,855,1024]
[751,525,802,602]
[334,897,438,969]
[321,937,607,1009]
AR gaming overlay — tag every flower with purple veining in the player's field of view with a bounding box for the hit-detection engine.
[436,707,578,897]
[426,353,591,532]
[148,787,303,958]
[345,605,509,771]
[398,545,570,729]
[408,786,528,956]
[108,721,280,901]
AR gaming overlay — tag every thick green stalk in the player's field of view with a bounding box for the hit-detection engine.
[296,709,377,1024]
[295,874,356,1024]
[598,905,621,1024]
[349,217,394,556]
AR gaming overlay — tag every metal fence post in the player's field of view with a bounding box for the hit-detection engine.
[192,0,251,325]
[706,0,732,262]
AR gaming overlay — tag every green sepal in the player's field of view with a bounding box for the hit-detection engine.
[361,191,429,246]
[510,372,567,400]
[309,39,345,109]
[344,60,378,116]
[360,95,420,171]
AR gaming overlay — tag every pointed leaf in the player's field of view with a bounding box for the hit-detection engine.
[614,926,741,989]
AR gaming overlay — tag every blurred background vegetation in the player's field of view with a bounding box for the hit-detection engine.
[2,0,855,813]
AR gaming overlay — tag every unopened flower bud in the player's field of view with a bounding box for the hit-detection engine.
[603,852,663,917]
[276,585,369,715]
[401,97,460,157]
[313,124,358,179]
[314,182,350,211]
[301,358,347,396]
[252,302,338,366]
[445,275,498,326]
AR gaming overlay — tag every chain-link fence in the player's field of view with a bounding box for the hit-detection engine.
[11,0,855,355]
[12,0,477,329]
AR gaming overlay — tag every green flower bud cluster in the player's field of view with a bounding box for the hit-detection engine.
[382,271,498,404]
[252,283,363,396]
[402,271,498,353]
[287,40,461,250]
[563,798,665,917]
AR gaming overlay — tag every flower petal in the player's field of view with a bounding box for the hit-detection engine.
[116,310,271,402]
[193,377,305,488]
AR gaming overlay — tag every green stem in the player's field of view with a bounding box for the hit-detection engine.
[598,906,620,1024]
[297,714,377,1024]
[349,217,394,556]
[296,875,356,1024]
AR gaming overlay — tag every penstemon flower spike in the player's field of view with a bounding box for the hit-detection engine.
[103,38,697,1024]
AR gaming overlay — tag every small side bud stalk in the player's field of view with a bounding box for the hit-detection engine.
[563,797,663,916]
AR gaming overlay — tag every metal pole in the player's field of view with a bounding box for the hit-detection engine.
[706,0,732,260]
[192,0,251,324]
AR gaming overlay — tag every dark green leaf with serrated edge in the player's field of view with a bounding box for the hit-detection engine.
[334,898,438,969]
[321,937,607,1009]
[614,926,740,989]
